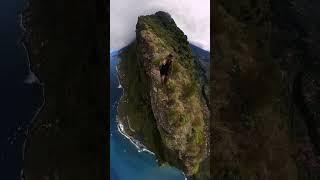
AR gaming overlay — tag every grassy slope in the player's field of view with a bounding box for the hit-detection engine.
[118,42,165,160]
[118,12,208,177]
[139,13,208,176]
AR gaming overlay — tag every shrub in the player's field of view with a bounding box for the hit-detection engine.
[170,62,181,75]
[167,109,179,126]
[183,80,198,98]
[166,79,176,93]
[152,58,162,66]
[192,126,204,145]
[179,114,190,125]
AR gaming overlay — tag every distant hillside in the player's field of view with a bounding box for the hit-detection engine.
[190,44,210,61]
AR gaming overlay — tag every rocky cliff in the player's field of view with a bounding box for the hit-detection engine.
[213,0,320,179]
[118,11,209,177]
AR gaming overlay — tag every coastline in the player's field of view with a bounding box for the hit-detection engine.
[114,56,156,155]
[115,41,211,179]
[19,3,47,179]
[18,0,109,179]
[116,49,161,151]
[113,53,187,179]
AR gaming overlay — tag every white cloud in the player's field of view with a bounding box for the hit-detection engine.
[110,0,210,51]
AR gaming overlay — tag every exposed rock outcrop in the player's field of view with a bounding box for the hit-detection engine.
[118,11,209,177]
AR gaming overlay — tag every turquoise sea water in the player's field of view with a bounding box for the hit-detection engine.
[109,50,186,180]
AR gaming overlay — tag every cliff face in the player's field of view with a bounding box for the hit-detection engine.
[118,11,209,177]
[271,0,320,177]
[213,0,320,179]
[22,0,108,179]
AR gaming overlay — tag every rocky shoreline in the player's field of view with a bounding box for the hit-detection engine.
[116,61,156,155]
[116,12,211,179]
[116,44,211,180]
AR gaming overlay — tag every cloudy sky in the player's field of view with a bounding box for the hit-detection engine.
[110,0,210,51]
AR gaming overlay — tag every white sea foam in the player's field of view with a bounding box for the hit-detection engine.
[114,55,156,156]
[117,120,156,155]
[113,52,186,179]
[24,71,40,84]
[20,15,46,180]
[19,13,26,32]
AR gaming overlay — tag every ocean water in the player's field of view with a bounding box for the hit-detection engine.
[0,0,42,179]
[110,50,186,180]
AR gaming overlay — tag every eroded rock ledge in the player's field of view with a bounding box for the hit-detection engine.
[118,11,209,177]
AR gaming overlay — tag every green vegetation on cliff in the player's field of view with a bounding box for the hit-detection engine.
[136,12,196,75]
[118,11,208,177]
[118,42,165,159]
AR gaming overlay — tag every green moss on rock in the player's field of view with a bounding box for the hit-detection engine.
[118,11,209,177]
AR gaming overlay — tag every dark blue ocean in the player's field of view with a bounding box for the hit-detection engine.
[110,50,186,180]
[0,0,42,179]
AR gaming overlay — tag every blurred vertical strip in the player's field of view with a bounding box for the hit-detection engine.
[22,0,109,179]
